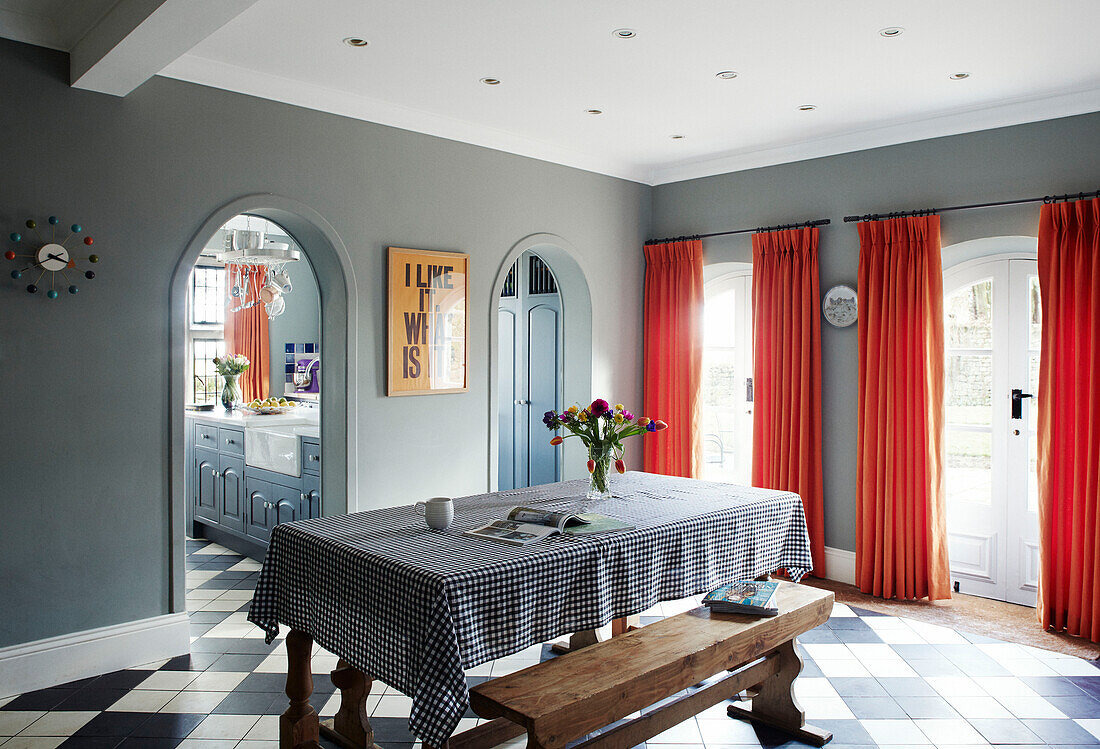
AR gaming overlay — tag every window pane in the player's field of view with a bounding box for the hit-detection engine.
[946,353,992,426]
[704,288,736,349]
[1029,275,1041,350]
[192,266,225,325]
[946,429,992,505]
[192,338,226,404]
[1028,432,1039,513]
[945,279,993,348]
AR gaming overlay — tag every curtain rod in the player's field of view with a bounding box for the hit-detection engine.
[644,218,830,246]
[843,189,1100,223]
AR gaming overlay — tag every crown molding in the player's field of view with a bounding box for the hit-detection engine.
[158,54,651,184]
[647,86,1100,185]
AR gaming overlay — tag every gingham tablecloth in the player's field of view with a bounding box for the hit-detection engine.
[248,471,813,746]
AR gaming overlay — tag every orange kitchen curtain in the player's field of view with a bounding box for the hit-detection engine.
[751,227,825,572]
[643,239,704,477]
[1037,196,1100,642]
[856,216,951,601]
[223,264,270,402]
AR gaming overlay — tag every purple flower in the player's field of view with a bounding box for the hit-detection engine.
[542,410,558,427]
[622,411,634,422]
[646,421,657,432]
[589,399,610,416]
[560,412,573,424]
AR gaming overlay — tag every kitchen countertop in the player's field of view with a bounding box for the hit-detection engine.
[185,407,320,438]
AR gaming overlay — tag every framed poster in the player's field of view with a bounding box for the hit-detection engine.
[387,247,469,396]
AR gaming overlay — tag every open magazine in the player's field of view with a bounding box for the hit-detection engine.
[464,506,634,546]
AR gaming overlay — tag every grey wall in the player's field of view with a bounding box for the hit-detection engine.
[266,254,320,398]
[651,111,1100,553]
[0,38,648,648]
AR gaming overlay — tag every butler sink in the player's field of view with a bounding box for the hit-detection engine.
[246,427,303,477]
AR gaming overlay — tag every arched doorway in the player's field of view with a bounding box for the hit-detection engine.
[942,238,1039,606]
[168,195,357,612]
[488,234,593,490]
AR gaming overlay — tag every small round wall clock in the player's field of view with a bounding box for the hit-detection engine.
[822,284,858,327]
[5,216,100,299]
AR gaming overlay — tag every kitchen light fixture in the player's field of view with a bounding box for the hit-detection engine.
[218,221,299,320]
[342,37,369,47]
[798,104,817,111]
[949,72,971,80]
[716,71,739,79]
[480,77,501,85]
[878,27,904,37]
[612,28,636,38]
[585,109,603,115]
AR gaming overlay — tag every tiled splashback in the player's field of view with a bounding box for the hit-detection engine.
[284,342,319,385]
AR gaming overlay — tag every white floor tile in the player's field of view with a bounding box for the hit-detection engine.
[993,694,1066,719]
[793,677,840,699]
[942,695,1013,719]
[0,715,44,737]
[373,694,414,718]
[863,658,918,679]
[200,598,247,612]
[17,712,98,737]
[695,718,762,745]
[137,670,201,690]
[874,627,929,645]
[1077,718,1100,741]
[254,654,288,674]
[187,714,260,740]
[924,676,984,697]
[161,691,228,714]
[0,738,67,748]
[815,658,871,678]
[800,696,855,720]
[802,644,852,660]
[829,603,857,617]
[999,657,1057,677]
[243,715,279,741]
[184,671,249,692]
[861,719,933,745]
[648,718,702,743]
[1047,657,1100,676]
[913,718,986,745]
[108,690,178,712]
[175,739,239,748]
[971,677,1037,698]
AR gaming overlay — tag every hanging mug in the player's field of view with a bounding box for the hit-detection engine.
[415,497,454,530]
[273,271,293,293]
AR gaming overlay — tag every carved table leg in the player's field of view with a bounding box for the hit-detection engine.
[320,659,378,749]
[281,629,321,749]
[726,640,831,746]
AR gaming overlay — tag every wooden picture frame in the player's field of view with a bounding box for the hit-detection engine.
[387,247,469,396]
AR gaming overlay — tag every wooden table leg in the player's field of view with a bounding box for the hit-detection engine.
[551,614,641,655]
[725,640,831,747]
[281,629,322,749]
[320,659,379,749]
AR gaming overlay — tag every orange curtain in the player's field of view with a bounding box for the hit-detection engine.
[223,264,270,402]
[642,239,703,477]
[751,227,825,572]
[856,216,951,601]
[1037,197,1100,642]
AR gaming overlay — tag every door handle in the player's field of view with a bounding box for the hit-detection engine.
[514,399,529,405]
[1011,388,1033,419]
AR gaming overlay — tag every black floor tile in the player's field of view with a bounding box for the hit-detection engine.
[807,719,875,746]
[91,670,156,690]
[1070,675,1100,698]
[117,738,182,748]
[1043,692,1100,718]
[823,617,873,631]
[130,712,206,738]
[876,676,939,697]
[207,653,268,672]
[1,687,77,710]
[54,688,131,711]
[159,652,219,671]
[841,695,908,719]
[797,628,840,644]
[212,689,285,715]
[969,718,1045,744]
[238,672,291,692]
[59,737,123,748]
[369,716,418,743]
[828,677,889,698]
[188,611,233,624]
[1021,717,1100,745]
[1022,675,1093,696]
[833,628,885,644]
[73,710,155,737]
[900,695,959,718]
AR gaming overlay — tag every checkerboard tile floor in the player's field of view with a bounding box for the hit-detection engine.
[3,539,1099,748]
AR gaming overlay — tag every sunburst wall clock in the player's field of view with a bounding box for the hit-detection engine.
[5,216,100,299]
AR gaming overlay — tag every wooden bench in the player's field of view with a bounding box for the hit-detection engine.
[468,583,834,749]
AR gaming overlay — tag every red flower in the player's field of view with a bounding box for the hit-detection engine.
[636,416,650,426]
[550,436,563,446]
[614,459,626,474]
[586,459,596,473]
[654,420,668,431]
[589,399,610,416]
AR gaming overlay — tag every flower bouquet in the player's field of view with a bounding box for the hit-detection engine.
[212,353,250,410]
[543,399,667,499]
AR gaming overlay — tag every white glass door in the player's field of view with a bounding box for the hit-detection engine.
[701,273,753,484]
[944,257,1039,606]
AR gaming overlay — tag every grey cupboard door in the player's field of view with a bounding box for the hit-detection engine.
[526,304,561,486]
[218,454,246,533]
[271,482,303,526]
[302,472,321,519]
[195,447,219,522]
[245,478,273,542]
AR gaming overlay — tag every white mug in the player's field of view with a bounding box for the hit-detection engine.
[415,496,454,530]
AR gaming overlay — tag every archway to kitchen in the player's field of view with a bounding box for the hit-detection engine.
[488,233,593,490]
[168,194,357,614]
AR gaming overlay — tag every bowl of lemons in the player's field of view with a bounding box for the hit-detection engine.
[240,397,299,415]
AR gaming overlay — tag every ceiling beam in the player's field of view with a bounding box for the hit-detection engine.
[70,0,261,97]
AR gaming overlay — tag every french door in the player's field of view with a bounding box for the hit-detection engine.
[944,256,1040,606]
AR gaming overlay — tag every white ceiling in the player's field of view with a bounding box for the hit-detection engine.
[4,0,1100,184]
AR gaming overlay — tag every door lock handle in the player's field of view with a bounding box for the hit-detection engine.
[514,399,529,405]
[1011,388,1033,420]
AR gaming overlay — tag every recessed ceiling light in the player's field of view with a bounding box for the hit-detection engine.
[342,37,369,47]
[715,70,739,80]
[949,72,970,80]
[798,104,817,111]
[670,134,686,140]
[878,27,904,37]
[585,109,603,115]
[480,77,501,86]
[612,28,637,38]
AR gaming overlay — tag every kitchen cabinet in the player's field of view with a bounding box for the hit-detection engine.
[188,414,321,552]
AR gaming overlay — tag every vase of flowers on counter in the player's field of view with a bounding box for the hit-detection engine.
[543,399,667,499]
[214,353,250,410]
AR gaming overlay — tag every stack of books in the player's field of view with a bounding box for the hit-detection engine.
[702,580,780,617]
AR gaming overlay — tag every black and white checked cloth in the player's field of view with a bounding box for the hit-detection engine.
[248,471,813,746]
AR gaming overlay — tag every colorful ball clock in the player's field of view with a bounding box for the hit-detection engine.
[5,216,100,299]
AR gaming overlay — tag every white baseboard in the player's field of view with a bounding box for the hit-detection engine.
[0,613,190,698]
[823,546,856,585]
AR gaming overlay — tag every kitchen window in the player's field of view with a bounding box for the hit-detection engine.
[187,263,226,404]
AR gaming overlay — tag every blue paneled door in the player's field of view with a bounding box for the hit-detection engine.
[498,252,563,490]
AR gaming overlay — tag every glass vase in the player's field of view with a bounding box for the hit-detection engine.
[587,443,613,500]
[221,374,241,410]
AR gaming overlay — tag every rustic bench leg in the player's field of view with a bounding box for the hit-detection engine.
[319,659,378,749]
[281,629,321,749]
[726,641,831,747]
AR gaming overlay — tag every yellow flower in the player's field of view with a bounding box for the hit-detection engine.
[577,411,588,422]
[615,403,624,411]
[614,413,624,423]
[567,405,579,414]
